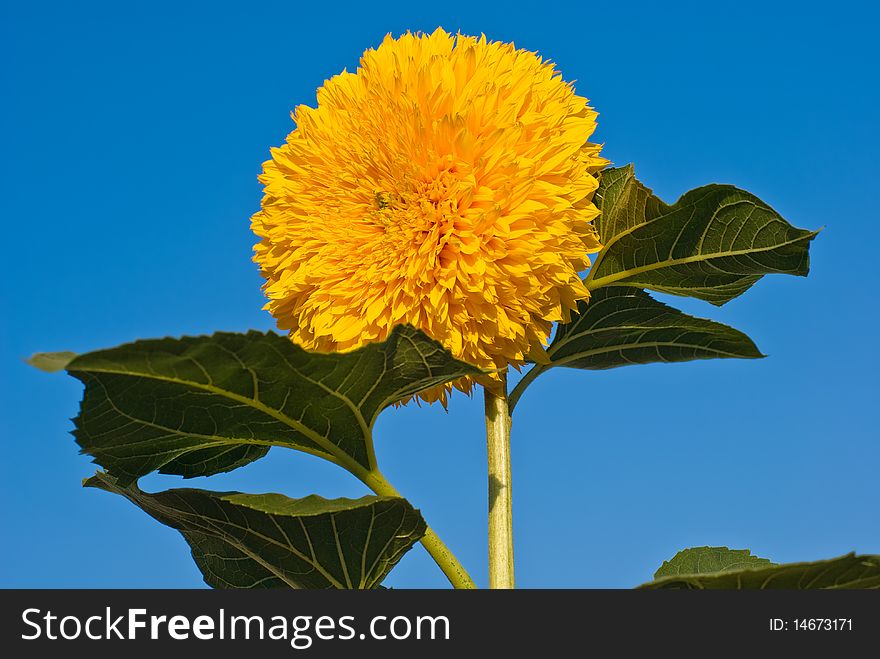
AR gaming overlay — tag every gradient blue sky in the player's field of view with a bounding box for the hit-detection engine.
[2,1,877,588]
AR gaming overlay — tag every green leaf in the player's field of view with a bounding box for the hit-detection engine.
[26,351,77,372]
[589,165,819,305]
[653,546,774,579]
[86,472,427,589]
[34,325,481,484]
[639,551,880,589]
[547,287,763,370]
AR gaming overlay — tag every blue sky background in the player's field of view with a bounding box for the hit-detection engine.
[2,1,877,588]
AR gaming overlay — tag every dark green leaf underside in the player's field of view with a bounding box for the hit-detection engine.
[86,472,426,589]
[653,546,774,580]
[590,166,818,305]
[639,553,880,589]
[37,325,481,484]
[548,287,763,370]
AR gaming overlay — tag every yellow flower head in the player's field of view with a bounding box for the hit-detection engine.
[252,28,607,404]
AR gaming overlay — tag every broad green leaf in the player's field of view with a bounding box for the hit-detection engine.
[86,472,427,589]
[547,287,763,370]
[34,325,482,484]
[508,287,763,410]
[639,553,880,589]
[653,546,774,580]
[589,165,818,305]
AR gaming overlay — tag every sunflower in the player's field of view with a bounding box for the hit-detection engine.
[252,28,607,403]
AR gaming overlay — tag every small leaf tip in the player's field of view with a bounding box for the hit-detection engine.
[26,351,77,373]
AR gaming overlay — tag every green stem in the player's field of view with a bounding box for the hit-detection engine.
[361,469,477,589]
[507,364,545,414]
[484,375,515,589]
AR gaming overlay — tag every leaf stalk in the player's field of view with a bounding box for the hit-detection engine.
[361,470,477,589]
